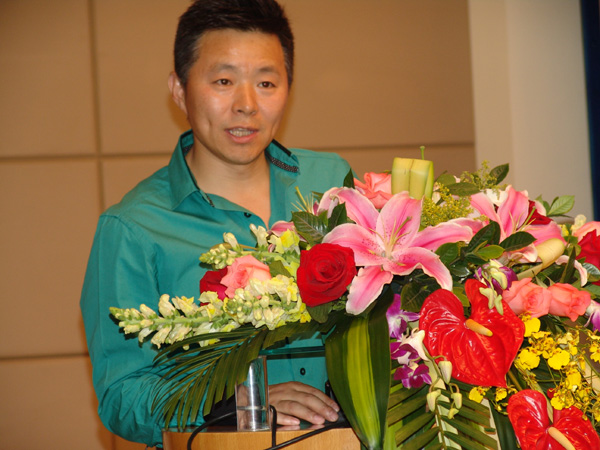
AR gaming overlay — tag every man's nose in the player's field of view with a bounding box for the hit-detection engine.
[233,83,258,115]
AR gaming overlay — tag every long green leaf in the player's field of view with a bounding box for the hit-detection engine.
[325,289,393,449]
[400,428,439,450]
[387,392,427,423]
[442,417,498,449]
[490,406,518,450]
[444,430,490,450]
[394,412,435,446]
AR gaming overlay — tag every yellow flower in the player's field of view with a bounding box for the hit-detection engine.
[589,342,600,362]
[548,349,570,370]
[469,386,489,403]
[551,395,566,410]
[566,369,582,390]
[517,348,541,370]
[495,388,508,402]
[523,316,541,337]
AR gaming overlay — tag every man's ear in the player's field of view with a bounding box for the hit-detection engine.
[168,72,187,115]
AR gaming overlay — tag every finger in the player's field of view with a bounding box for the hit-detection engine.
[269,383,339,423]
[272,382,340,412]
[270,398,327,425]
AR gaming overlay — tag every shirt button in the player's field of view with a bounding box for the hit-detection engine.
[300,368,306,376]
[244,212,252,218]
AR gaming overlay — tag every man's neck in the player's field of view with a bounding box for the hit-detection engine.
[186,148,272,225]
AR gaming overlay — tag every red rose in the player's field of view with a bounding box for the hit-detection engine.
[296,243,357,307]
[579,229,600,269]
[199,267,228,299]
[527,201,552,225]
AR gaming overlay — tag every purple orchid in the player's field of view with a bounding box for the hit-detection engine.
[586,300,600,331]
[393,362,431,389]
[386,293,419,339]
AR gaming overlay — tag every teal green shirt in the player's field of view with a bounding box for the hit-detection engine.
[80,131,351,446]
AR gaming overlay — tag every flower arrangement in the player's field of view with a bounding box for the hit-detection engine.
[111,157,600,450]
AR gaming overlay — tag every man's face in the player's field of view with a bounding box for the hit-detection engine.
[170,29,289,168]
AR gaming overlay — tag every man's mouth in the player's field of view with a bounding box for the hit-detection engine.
[228,128,255,137]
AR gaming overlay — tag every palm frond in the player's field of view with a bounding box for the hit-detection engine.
[151,310,345,429]
[387,383,498,450]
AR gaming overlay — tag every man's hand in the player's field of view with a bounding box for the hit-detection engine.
[269,382,340,426]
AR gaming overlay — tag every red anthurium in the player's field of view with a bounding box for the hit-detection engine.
[507,390,600,450]
[419,279,524,387]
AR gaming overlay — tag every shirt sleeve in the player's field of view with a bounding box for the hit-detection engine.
[80,215,200,446]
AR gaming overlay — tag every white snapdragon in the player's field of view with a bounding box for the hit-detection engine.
[139,304,157,319]
[171,296,199,317]
[250,224,269,247]
[158,294,177,317]
[223,232,240,249]
[151,327,171,348]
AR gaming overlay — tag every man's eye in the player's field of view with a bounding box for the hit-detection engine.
[216,79,231,86]
[259,81,275,88]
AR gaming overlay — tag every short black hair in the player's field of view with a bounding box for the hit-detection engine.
[174,0,294,88]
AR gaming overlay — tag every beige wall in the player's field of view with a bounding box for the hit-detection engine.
[0,0,526,448]
[468,0,593,219]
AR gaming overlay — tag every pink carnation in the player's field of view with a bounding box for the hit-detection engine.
[502,278,551,318]
[354,172,392,209]
[221,255,272,298]
[547,283,591,321]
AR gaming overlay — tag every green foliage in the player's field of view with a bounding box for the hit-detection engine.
[544,195,575,217]
[386,383,498,450]
[152,313,343,429]
[344,169,356,188]
[325,288,394,449]
[291,210,328,246]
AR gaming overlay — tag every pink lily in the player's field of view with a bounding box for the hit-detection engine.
[321,189,474,314]
[470,186,564,263]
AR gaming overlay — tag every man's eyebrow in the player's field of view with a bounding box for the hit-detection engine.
[209,63,283,75]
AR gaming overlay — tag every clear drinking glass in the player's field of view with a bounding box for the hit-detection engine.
[235,355,270,431]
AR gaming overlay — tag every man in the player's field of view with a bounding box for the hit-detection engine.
[81,0,349,447]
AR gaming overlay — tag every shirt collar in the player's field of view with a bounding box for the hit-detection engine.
[167,130,300,210]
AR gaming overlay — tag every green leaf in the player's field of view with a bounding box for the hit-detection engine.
[269,259,291,277]
[547,195,575,216]
[436,242,461,265]
[490,163,509,184]
[449,262,471,279]
[442,417,498,449]
[306,302,334,323]
[584,262,600,281]
[585,283,600,298]
[394,412,435,446]
[467,222,501,252]
[399,427,439,450]
[387,390,427,423]
[325,288,394,449]
[464,253,488,266]
[490,407,518,450]
[436,173,458,187]
[399,282,431,313]
[446,182,482,197]
[343,169,356,188]
[328,202,349,231]
[474,245,504,261]
[291,211,328,246]
[444,430,490,450]
[499,231,536,252]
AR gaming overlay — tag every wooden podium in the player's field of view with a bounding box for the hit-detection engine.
[163,426,361,449]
